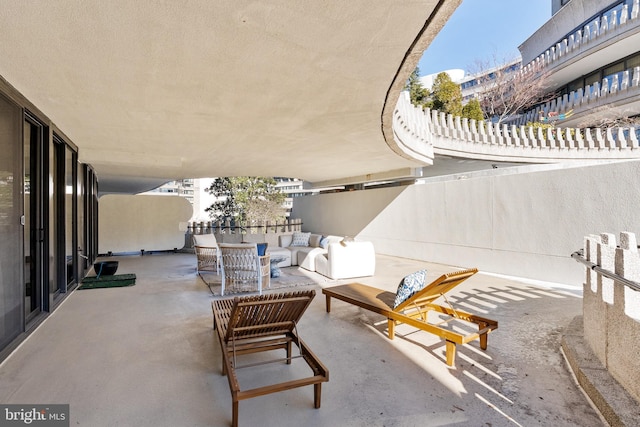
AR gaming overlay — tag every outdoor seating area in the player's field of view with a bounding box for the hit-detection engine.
[193,231,376,283]
[193,231,376,295]
[0,252,603,426]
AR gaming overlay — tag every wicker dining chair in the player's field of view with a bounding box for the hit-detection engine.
[218,243,270,296]
[193,233,220,275]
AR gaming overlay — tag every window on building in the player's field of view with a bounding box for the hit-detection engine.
[584,71,600,87]
[603,61,625,89]
[627,53,640,70]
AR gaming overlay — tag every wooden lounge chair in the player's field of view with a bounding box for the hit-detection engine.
[322,268,498,366]
[212,290,329,427]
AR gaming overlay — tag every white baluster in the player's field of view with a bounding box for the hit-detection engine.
[575,128,585,149]
[600,78,608,97]
[610,74,619,94]
[528,125,537,147]
[621,4,629,24]
[575,29,582,49]
[583,24,591,43]
[585,128,595,149]
[547,127,556,148]
[621,70,630,90]
[556,127,565,149]
[629,127,639,148]
[591,82,600,101]
[565,127,575,149]
[605,128,616,149]
[595,128,606,149]
[617,128,627,149]
[601,15,609,33]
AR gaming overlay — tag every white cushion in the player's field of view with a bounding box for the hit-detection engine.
[278,234,293,247]
[193,233,218,247]
[290,231,311,247]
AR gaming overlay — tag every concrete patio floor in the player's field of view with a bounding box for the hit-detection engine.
[0,252,605,426]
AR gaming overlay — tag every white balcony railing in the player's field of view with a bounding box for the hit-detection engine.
[523,0,640,75]
[516,66,640,127]
[393,91,640,164]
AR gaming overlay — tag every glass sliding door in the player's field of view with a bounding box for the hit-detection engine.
[48,134,61,303]
[0,94,23,352]
[23,113,47,324]
[63,140,77,291]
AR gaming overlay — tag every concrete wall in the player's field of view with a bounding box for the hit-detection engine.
[293,160,640,287]
[99,194,192,254]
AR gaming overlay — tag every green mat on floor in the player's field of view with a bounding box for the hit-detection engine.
[79,274,136,289]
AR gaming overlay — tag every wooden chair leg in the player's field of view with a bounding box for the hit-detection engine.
[314,383,322,408]
[286,341,292,364]
[222,353,228,376]
[479,322,488,350]
[387,318,395,339]
[445,340,456,366]
[232,400,239,427]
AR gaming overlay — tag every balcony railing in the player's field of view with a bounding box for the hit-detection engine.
[184,218,303,249]
[393,92,640,164]
[516,65,640,126]
[522,0,640,75]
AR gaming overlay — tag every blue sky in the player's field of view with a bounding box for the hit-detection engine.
[418,0,551,76]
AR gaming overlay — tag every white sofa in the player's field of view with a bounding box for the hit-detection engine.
[268,232,375,280]
[314,240,376,280]
[277,233,341,268]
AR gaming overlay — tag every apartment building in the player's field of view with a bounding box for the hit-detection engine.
[516,0,640,127]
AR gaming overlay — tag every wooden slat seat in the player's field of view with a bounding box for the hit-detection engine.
[323,269,498,366]
[212,290,329,427]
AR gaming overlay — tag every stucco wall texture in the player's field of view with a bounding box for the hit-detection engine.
[294,160,640,287]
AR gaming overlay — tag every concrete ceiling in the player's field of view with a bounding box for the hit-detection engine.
[0,0,461,193]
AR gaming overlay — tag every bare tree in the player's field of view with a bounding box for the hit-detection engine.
[574,104,640,129]
[470,56,556,124]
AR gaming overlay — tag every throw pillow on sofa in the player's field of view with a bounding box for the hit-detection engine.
[308,234,322,247]
[290,231,311,247]
[256,243,268,256]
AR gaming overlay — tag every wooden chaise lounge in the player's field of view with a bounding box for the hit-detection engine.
[322,268,498,366]
[211,290,329,427]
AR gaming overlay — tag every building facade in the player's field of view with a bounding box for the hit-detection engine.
[516,0,640,127]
